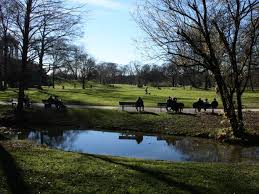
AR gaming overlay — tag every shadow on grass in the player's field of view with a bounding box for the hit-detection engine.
[0,134,8,140]
[243,133,259,146]
[38,89,53,96]
[127,111,160,116]
[89,155,203,194]
[207,112,223,117]
[55,88,119,95]
[167,112,197,117]
[0,144,31,194]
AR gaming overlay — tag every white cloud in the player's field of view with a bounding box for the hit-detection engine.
[69,0,124,9]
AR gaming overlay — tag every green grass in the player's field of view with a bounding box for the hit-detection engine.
[0,83,259,107]
[0,140,258,194]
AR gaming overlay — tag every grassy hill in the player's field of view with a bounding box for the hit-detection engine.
[0,82,258,108]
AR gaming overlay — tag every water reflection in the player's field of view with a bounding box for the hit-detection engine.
[119,132,143,144]
[19,129,259,163]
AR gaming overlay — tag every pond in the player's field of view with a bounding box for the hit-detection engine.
[18,129,259,163]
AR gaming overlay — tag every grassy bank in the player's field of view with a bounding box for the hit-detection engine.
[1,106,258,142]
[0,83,259,108]
[0,140,258,194]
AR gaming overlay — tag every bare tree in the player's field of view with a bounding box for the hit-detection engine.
[10,0,36,112]
[0,0,17,89]
[48,39,68,88]
[136,0,259,137]
[32,0,83,88]
[129,61,143,87]
[79,54,95,89]
[63,45,85,80]
[96,63,106,84]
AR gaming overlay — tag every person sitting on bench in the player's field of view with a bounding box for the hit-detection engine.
[54,96,65,109]
[166,97,173,111]
[203,99,210,111]
[136,97,144,112]
[44,95,54,108]
[211,98,219,113]
[196,98,204,112]
[171,97,179,112]
[172,97,177,104]
[47,95,54,103]
[23,95,31,108]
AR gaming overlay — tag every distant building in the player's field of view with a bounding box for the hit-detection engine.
[0,35,19,59]
[0,35,45,87]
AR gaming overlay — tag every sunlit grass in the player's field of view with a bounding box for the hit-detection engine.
[0,82,258,108]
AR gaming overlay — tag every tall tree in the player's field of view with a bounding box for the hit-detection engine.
[79,54,95,89]
[33,0,82,88]
[11,0,35,113]
[0,0,16,89]
[48,39,68,88]
[136,0,259,137]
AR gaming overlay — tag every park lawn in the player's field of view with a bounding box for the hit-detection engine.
[0,140,258,194]
[0,83,258,108]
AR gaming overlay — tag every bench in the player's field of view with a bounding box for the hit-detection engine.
[157,103,167,112]
[9,99,18,107]
[193,102,218,113]
[8,98,31,108]
[42,99,66,110]
[157,102,184,113]
[119,102,136,111]
[42,100,52,109]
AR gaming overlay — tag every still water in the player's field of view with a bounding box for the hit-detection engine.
[19,129,259,163]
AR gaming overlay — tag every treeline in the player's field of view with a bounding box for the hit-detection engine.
[52,57,215,89]
[53,55,259,90]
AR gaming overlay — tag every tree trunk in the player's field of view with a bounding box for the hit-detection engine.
[17,0,32,113]
[249,74,254,92]
[82,76,85,89]
[99,75,102,84]
[214,70,244,138]
[52,68,55,89]
[37,25,47,89]
[204,72,210,90]
[37,53,44,89]
[236,89,245,136]
[172,76,175,87]
[2,34,8,90]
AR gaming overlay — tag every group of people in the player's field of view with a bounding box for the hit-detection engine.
[135,96,218,113]
[46,95,66,109]
[136,97,144,112]
[166,97,178,111]
[21,94,218,113]
[194,98,219,112]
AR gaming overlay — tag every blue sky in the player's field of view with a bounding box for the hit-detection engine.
[68,0,143,65]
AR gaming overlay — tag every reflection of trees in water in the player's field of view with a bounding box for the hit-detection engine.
[22,129,83,151]
[45,130,83,151]
[158,136,258,163]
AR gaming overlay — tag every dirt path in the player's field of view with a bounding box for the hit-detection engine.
[1,101,259,113]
